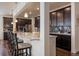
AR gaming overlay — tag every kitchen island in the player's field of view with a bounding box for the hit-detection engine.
[17,32,40,43]
[17,32,57,56]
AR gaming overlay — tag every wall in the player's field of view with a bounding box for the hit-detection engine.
[0,16,3,40]
[71,2,79,53]
[75,3,79,52]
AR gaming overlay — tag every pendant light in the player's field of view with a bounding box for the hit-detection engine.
[24,13,28,18]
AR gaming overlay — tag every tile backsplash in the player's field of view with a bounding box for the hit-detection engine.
[50,26,71,33]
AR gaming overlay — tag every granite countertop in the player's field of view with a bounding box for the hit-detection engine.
[17,32,40,41]
[50,32,71,36]
[17,32,58,41]
[49,35,57,38]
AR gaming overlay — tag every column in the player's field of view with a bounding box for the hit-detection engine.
[31,18,35,32]
[40,2,50,56]
[71,2,76,53]
[71,2,79,53]
[13,17,17,33]
[0,16,3,40]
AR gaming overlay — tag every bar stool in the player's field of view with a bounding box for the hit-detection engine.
[12,33,32,56]
[7,31,24,55]
[7,31,13,54]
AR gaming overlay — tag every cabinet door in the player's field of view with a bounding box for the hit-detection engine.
[50,12,56,26]
[57,10,63,26]
[64,7,71,26]
[16,19,31,32]
[35,16,40,28]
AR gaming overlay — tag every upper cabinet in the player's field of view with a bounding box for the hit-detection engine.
[50,6,71,33]
[50,12,57,26]
[3,17,13,31]
[50,6,71,27]
[35,16,40,31]
[64,7,71,26]
[16,18,32,32]
[57,9,64,26]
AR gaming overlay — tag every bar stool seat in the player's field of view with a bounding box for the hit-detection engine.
[17,43,32,49]
[15,43,32,56]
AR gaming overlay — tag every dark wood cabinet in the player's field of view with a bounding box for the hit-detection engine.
[50,12,57,26]
[50,6,71,33]
[34,16,40,32]
[50,6,71,51]
[35,16,40,28]
[16,18,32,32]
[4,32,8,40]
[16,18,31,26]
[57,9,64,26]
[3,17,13,31]
[64,7,71,26]
[56,35,71,51]
[3,17,13,40]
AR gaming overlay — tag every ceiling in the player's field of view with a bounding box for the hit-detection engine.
[49,2,70,11]
[0,2,70,18]
[0,2,17,16]
[18,2,40,18]
[17,2,70,18]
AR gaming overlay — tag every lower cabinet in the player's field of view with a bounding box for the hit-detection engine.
[4,32,8,40]
[56,35,71,51]
[49,36,57,56]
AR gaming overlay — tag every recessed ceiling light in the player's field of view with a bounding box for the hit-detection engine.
[24,13,28,18]
[65,7,70,11]
[52,12,56,15]
[37,8,39,10]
